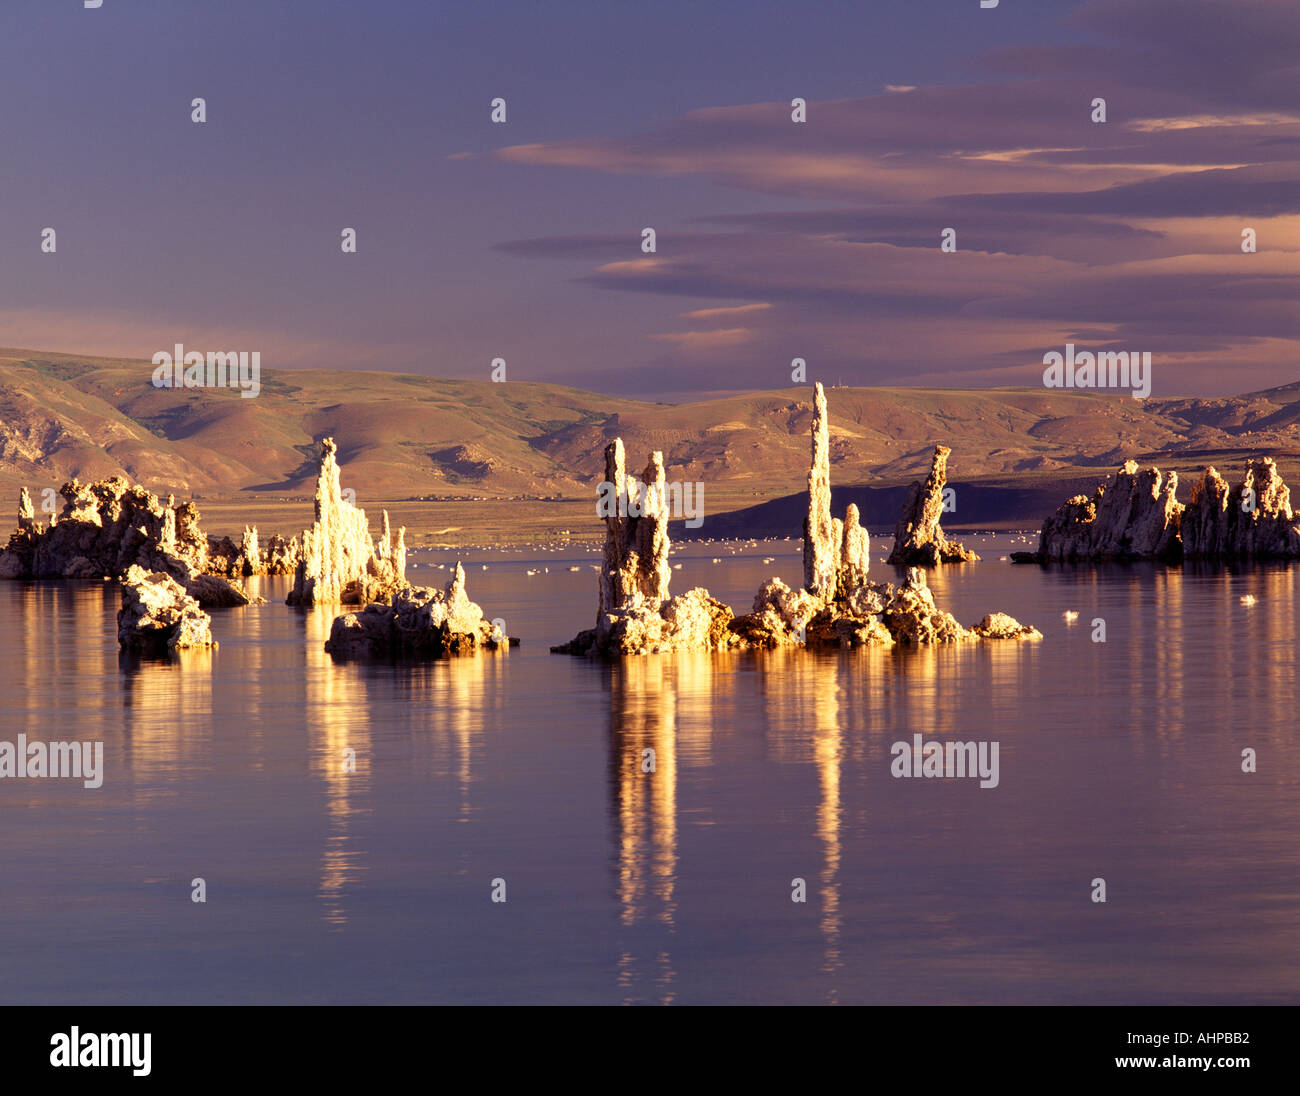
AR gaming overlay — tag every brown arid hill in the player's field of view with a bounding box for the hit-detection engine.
[1,347,1299,542]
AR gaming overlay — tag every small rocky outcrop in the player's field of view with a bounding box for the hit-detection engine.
[117,565,216,652]
[729,569,1035,648]
[324,563,513,658]
[881,567,970,643]
[733,575,892,649]
[970,611,1043,640]
[558,586,737,656]
[0,479,250,607]
[555,384,1035,657]
[731,577,822,647]
[887,445,979,565]
[1015,457,1300,563]
[287,438,406,606]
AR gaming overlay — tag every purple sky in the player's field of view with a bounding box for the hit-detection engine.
[2,0,1297,397]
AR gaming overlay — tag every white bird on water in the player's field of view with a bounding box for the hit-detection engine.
[1062,610,1079,623]
[1241,594,1257,607]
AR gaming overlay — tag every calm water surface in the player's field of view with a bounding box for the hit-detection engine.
[1,535,1296,1004]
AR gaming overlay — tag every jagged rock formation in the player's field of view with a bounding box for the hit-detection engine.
[287,438,406,606]
[556,436,746,655]
[117,565,216,652]
[16,486,36,534]
[262,533,301,575]
[597,440,672,626]
[880,568,970,643]
[887,445,979,565]
[371,511,407,596]
[1015,457,1300,563]
[803,382,841,599]
[837,503,870,600]
[555,385,1035,657]
[0,478,250,607]
[801,382,877,605]
[240,525,259,572]
[1030,460,1180,562]
[551,439,696,653]
[324,562,514,658]
[0,488,37,577]
[559,586,737,656]
[208,528,250,577]
[728,568,1039,648]
[733,578,822,645]
[733,575,886,648]
[206,525,299,578]
[1181,459,1300,558]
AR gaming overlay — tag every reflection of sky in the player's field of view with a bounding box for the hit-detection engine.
[4,1,1298,396]
[3,550,1300,1003]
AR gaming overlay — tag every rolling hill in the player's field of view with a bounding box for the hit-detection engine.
[2,347,1299,540]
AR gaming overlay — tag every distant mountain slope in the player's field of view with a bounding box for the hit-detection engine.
[2,349,1299,528]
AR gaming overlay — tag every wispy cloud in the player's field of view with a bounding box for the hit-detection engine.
[491,0,1300,395]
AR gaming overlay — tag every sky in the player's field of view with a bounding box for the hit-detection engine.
[1,0,1297,398]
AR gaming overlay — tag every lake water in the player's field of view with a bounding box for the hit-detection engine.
[1,534,1296,1004]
